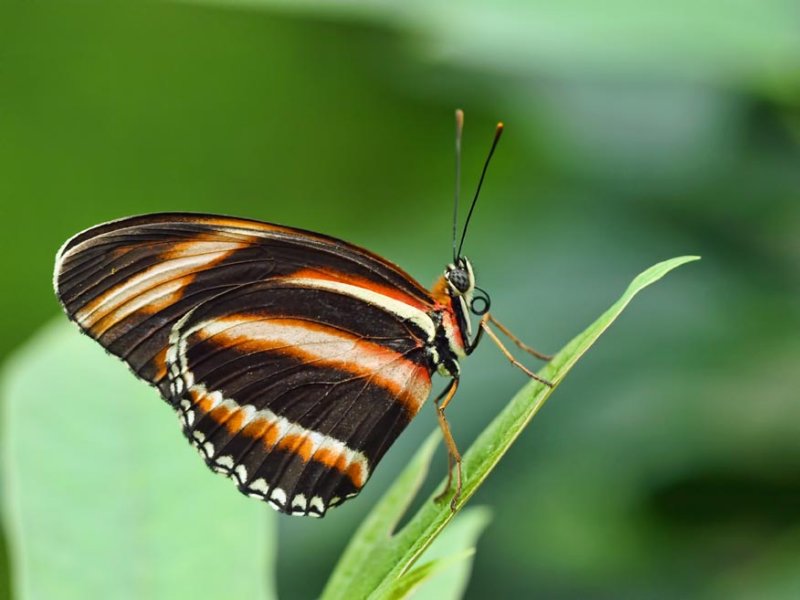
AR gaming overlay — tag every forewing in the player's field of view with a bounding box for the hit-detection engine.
[54,213,434,395]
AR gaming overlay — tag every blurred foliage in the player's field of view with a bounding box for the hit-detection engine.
[0,1,798,598]
[2,322,275,600]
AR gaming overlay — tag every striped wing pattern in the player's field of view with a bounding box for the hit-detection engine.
[54,213,436,516]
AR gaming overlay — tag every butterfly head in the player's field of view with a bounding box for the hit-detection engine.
[444,257,491,316]
[445,257,473,296]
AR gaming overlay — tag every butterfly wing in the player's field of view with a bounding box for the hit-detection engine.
[54,213,437,516]
[168,280,433,516]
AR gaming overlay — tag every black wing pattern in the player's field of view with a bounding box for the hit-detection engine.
[54,213,436,516]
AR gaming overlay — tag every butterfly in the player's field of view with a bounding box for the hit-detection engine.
[53,110,552,518]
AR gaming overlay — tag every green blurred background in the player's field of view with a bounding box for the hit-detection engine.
[1,1,799,598]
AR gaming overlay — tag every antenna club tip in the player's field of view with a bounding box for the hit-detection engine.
[455,108,464,125]
[494,121,504,141]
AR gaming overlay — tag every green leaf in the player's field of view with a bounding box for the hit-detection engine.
[381,548,475,600]
[1,321,277,600]
[321,432,440,599]
[387,507,491,600]
[321,433,491,600]
[323,255,699,598]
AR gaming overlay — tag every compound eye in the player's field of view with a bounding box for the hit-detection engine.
[448,268,471,294]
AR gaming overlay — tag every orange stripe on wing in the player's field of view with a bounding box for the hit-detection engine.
[273,435,366,488]
[153,346,169,382]
[193,316,432,416]
[197,216,296,234]
[288,268,431,311]
[186,385,368,488]
[72,234,253,336]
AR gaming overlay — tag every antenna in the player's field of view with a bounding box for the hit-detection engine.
[452,109,464,262]
[456,120,503,259]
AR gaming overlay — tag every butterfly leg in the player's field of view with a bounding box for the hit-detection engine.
[480,314,554,387]
[433,377,463,511]
[487,314,552,361]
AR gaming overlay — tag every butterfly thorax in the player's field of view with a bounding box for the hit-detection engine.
[427,257,478,377]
